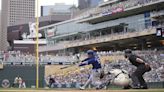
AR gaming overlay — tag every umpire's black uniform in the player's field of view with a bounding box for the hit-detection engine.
[124,49,151,89]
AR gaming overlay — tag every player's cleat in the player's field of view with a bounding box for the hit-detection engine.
[132,86,142,89]
[123,85,132,89]
[140,86,148,89]
[106,79,111,86]
[131,85,148,89]
[79,86,85,90]
[96,81,110,90]
[96,85,103,90]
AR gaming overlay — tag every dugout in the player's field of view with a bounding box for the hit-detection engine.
[0,65,45,88]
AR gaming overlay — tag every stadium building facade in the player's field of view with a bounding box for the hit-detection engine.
[39,0,164,54]
[41,3,73,17]
[1,0,35,51]
[78,0,103,9]
[7,15,71,53]
[4,0,35,26]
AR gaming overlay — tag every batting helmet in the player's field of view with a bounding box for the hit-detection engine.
[87,50,95,55]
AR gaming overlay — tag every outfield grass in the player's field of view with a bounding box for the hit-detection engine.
[0,88,164,92]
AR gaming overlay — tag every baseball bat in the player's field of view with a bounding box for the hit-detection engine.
[60,55,80,69]
[60,64,76,69]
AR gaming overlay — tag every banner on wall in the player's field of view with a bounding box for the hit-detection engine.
[156,27,164,37]
[46,26,57,37]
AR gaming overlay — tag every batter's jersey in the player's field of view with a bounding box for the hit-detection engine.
[80,57,102,69]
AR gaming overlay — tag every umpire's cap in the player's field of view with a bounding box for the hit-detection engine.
[124,49,132,54]
[87,50,95,55]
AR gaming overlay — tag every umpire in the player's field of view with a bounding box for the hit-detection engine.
[124,49,151,89]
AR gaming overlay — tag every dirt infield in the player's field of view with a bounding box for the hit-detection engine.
[0,89,164,92]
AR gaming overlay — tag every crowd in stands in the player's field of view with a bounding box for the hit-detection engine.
[0,51,76,65]
[44,50,164,87]
[0,51,36,65]
[0,50,163,86]
[0,50,163,63]
[78,0,161,19]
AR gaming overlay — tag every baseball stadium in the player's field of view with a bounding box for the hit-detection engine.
[0,0,164,92]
